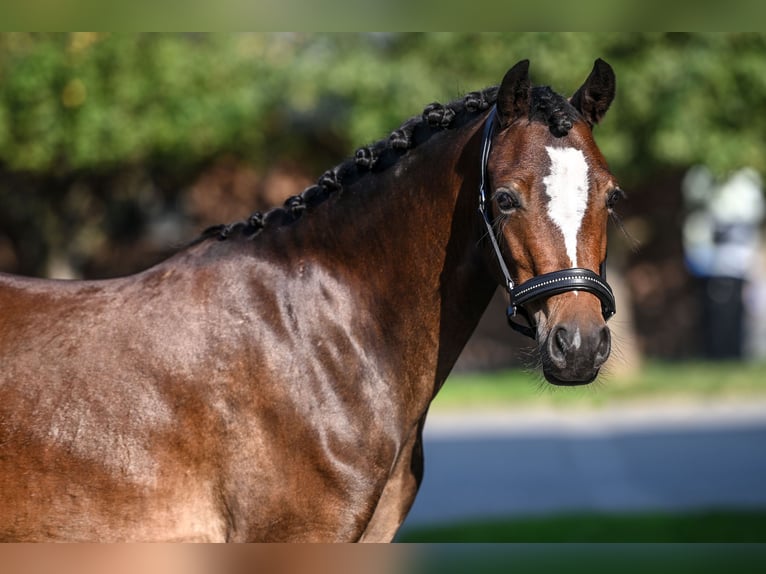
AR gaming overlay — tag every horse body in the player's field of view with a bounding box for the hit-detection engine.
[0,120,492,541]
[0,59,619,541]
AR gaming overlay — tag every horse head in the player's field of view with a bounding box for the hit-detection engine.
[483,59,621,385]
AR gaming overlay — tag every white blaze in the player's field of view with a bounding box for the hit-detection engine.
[542,146,590,267]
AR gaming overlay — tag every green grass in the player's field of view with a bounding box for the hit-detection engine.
[432,360,766,411]
[397,510,766,542]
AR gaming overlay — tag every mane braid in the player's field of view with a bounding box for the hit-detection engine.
[529,86,579,138]
[197,83,577,243]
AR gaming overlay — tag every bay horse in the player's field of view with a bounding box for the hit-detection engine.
[0,59,620,542]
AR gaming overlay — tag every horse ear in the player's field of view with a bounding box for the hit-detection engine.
[570,58,616,126]
[496,59,531,127]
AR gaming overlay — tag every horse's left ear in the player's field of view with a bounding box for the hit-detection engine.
[570,58,616,127]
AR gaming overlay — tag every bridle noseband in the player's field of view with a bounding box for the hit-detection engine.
[478,106,616,339]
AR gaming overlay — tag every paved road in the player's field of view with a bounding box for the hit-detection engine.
[401,400,766,528]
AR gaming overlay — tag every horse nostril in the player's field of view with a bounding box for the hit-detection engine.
[594,326,611,367]
[548,325,571,368]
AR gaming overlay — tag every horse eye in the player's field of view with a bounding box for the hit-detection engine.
[494,189,521,213]
[606,188,625,211]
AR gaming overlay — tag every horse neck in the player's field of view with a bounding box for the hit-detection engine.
[288,116,498,402]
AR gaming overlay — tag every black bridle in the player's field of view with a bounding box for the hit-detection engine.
[478,106,616,339]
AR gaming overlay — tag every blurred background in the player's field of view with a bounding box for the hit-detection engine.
[1,32,765,541]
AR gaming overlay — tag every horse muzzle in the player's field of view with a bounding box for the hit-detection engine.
[541,320,611,385]
[503,268,616,386]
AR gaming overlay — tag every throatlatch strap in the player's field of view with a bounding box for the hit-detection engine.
[477,107,515,295]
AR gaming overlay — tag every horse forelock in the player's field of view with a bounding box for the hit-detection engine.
[197,83,578,244]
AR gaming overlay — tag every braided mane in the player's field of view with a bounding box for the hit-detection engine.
[199,83,578,242]
[529,86,579,138]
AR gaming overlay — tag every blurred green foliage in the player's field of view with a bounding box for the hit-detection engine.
[1,33,765,279]
[1,33,765,179]
[0,34,270,173]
